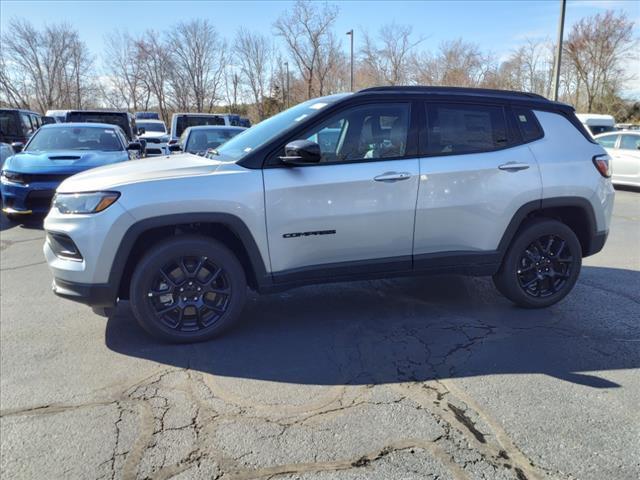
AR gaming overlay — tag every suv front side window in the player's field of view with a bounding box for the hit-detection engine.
[300,103,410,163]
[425,103,508,155]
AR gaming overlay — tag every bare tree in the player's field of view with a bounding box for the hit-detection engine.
[136,32,172,123]
[167,19,229,112]
[1,19,94,111]
[234,29,272,120]
[564,11,636,112]
[103,30,149,110]
[274,0,339,99]
[362,23,421,86]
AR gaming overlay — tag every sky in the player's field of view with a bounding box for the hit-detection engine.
[1,0,639,91]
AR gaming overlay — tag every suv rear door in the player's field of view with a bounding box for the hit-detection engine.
[263,101,420,280]
[413,101,542,268]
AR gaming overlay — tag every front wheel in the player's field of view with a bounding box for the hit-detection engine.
[493,219,582,308]
[129,235,247,343]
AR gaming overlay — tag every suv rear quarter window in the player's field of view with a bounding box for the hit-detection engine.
[425,103,508,155]
[513,107,544,143]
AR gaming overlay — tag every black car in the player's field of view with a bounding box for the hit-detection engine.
[0,108,42,147]
[65,110,139,142]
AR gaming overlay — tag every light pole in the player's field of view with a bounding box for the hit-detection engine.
[284,61,290,108]
[551,0,566,101]
[346,29,354,91]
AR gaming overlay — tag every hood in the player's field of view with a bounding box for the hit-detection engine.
[2,150,129,175]
[57,152,237,193]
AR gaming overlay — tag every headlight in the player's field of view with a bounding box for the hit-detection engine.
[1,170,26,185]
[53,192,120,214]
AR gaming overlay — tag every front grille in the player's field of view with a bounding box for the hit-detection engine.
[22,173,71,184]
[25,190,56,211]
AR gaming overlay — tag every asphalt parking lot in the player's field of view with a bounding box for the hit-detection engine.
[1,189,638,480]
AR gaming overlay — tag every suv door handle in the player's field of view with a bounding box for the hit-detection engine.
[498,162,530,172]
[374,172,412,182]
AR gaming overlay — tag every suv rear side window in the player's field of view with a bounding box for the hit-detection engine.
[513,107,543,143]
[620,134,640,151]
[425,103,507,155]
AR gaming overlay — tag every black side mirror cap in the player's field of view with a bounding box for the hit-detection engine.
[137,127,146,135]
[168,144,182,152]
[10,142,24,153]
[280,139,321,165]
[127,142,142,151]
[41,116,56,125]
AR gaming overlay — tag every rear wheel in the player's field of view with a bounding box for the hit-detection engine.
[493,219,582,308]
[129,235,247,343]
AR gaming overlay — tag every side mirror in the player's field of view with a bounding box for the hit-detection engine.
[127,142,142,151]
[137,127,146,135]
[11,142,24,153]
[280,140,321,166]
[41,116,56,125]
[169,144,182,152]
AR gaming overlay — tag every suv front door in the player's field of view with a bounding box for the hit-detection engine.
[263,102,420,281]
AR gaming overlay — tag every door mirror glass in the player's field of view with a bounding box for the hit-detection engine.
[280,140,321,165]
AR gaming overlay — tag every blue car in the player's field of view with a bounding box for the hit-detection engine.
[1,123,137,220]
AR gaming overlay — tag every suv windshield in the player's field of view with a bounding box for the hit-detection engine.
[183,128,244,153]
[66,112,132,139]
[26,126,123,152]
[215,94,349,161]
[138,121,166,133]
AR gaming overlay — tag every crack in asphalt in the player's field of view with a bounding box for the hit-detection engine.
[0,260,47,271]
[0,236,43,252]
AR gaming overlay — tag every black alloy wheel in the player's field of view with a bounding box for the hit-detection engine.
[148,256,231,332]
[130,235,247,342]
[516,234,574,298]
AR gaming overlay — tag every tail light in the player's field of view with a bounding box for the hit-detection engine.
[592,154,611,178]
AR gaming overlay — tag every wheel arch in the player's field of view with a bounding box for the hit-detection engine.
[498,197,601,259]
[110,213,270,300]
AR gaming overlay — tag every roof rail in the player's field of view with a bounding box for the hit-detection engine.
[357,85,548,100]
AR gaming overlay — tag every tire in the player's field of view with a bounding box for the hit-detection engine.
[493,218,582,308]
[129,235,247,343]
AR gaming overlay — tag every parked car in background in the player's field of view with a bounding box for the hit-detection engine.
[0,108,42,148]
[239,117,252,128]
[169,113,226,144]
[595,131,640,188]
[577,113,616,136]
[1,123,139,220]
[135,111,161,120]
[615,123,640,131]
[137,119,170,156]
[65,110,139,142]
[0,142,14,170]
[43,86,614,342]
[176,125,246,155]
[45,110,69,123]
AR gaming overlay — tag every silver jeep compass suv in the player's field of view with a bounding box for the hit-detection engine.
[44,87,614,343]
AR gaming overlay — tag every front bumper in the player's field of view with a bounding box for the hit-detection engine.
[1,180,61,215]
[52,277,116,307]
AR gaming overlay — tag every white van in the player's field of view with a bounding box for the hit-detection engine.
[576,113,616,137]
